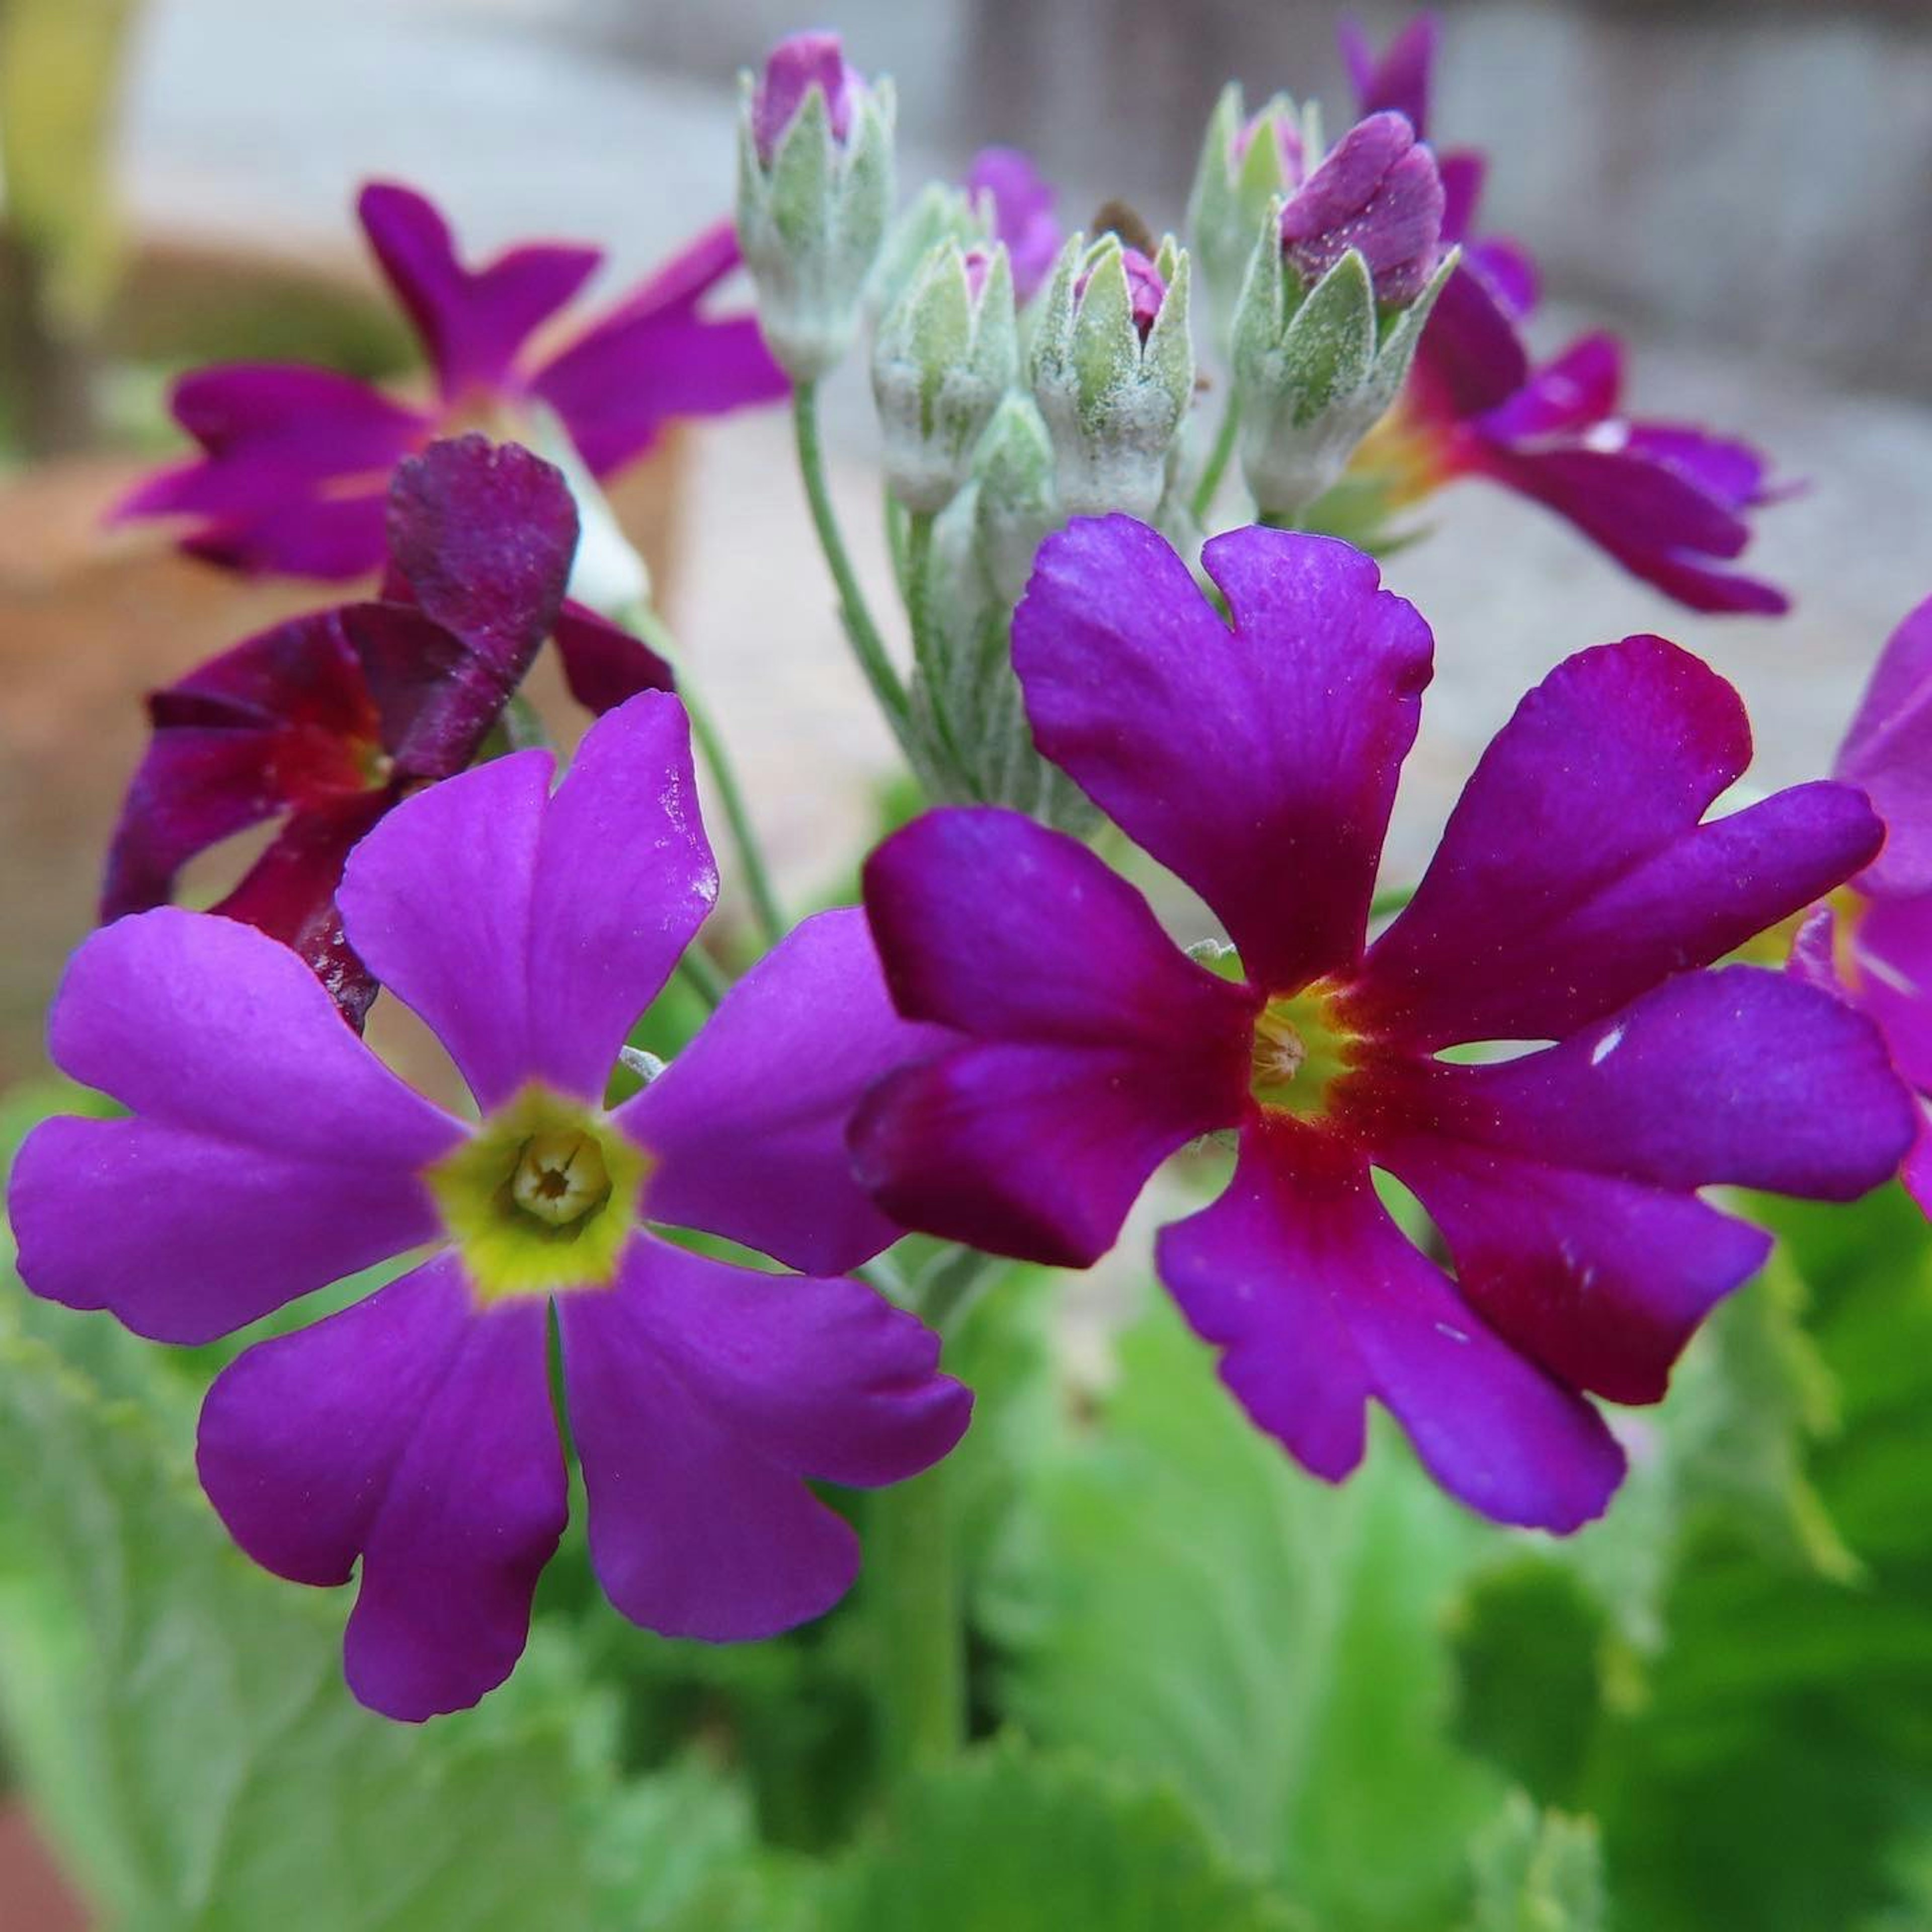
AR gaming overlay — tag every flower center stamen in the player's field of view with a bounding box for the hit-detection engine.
[510,1129,610,1227]
[1248,986,1357,1119]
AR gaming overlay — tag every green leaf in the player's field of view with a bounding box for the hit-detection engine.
[0,1305,623,1931]
[980,1297,1508,1931]
[823,1737,1305,1931]
[1463,1794,1606,1932]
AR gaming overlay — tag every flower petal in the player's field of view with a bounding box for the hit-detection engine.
[1378,1138,1769,1404]
[533,310,788,478]
[1847,893,1932,1091]
[198,1254,566,1721]
[101,609,381,918]
[1013,519,1433,993]
[340,692,715,1110]
[862,807,1255,1052]
[1411,964,1916,1200]
[1339,13,1438,133]
[1350,637,1883,1046]
[559,1235,970,1641]
[852,1040,1228,1269]
[1157,1119,1625,1532]
[1836,596,1932,898]
[9,908,457,1340]
[357,181,601,402]
[622,908,950,1274]
[183,491,394,582]
[336,748,551,1110]
[550,601,676,714]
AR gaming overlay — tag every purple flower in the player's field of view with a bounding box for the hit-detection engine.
[1073,245,1168,343]
[1278,111,1445,307]
[751,30,863,165]
[851,516,1910,1532]
[117,183,788,580]
[965,146,1062,302]
[1338,13,1440,134]
[103,435,672,1022]
[10,693,971,1722]
[1789,596,1932,1209]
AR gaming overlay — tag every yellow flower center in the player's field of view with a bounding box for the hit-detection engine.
[425,1085,651,1306]
[1249,986,1358,1119]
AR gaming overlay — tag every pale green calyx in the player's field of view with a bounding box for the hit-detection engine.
[1186,83,1317,350]
[1232,210,1458,521]
[973,390,1058,606]
[871,240,1019,514]
[1029,231,1194,522]
[735,69,897,381]
[868,182,988,323]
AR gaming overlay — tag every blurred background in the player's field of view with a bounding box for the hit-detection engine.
[3,3,1931,1924]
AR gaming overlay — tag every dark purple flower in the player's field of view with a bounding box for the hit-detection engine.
[965,146,1062,302]
[852,516,1910,1532]
[118,183,787,580]
[104,435,672,1022]
[1074,245,1168,343]
[1785,596,1932,1209]
[11,693,970,1722]
[1338,13,1440,134]
[1279,112,1445,306]
[752,30,863,164]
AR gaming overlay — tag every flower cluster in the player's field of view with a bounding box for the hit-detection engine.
[7,18,1918,1738]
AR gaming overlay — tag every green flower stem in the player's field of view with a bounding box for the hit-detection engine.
[622,600,787,950]
[1190,387,1243,525]
[868,1456,964,1785]
[866,1241,1010,1788]
[675,945,732,1010]
[792,382,914,744]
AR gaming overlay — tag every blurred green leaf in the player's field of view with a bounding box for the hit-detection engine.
[980,1297,1509,1931]
[1463,1794,1605,1932]
[823,1736,1304,1930]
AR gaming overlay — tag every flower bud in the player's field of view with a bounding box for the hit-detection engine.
[1278,112,1443,307]
[1186,83,1314,347]
[736,32,896,381]
[869,181,987,323]
[1233,244,1454,522]
[871,240,1019,514]
[1029,231,1194,521]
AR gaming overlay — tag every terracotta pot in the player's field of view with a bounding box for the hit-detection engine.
[0,233,690,1089]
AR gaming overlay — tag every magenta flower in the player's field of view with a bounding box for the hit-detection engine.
[1339,12,1439,133]
[117,182,788,579]
[1792,595,1932,1209]
[103,434,672,1023]
[965,146,1062,302]
[1278,111,1445,306]
[11,692,970,1722]
[851,517,1910,1531]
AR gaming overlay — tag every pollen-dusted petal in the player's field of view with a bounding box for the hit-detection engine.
[357,181,601,404]
[197,1254,567,1722]
[1351,638,1883,1047]
[337,747,551,1110]
[1013,519,1432,993]
[852,1040,1238,1270]
[1378,1139,1769,1405]
[1835,595,1932,898]
[1156,1118,1625,1533]
[622,908,951,1275]
[559,1235,970,1642]
[1417,965,1916,1201]
[9,909,459,1341]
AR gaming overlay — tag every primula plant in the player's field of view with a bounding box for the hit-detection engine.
[3,16,1928,1932]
